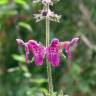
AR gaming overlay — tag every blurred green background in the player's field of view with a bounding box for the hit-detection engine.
[0,0,96,96]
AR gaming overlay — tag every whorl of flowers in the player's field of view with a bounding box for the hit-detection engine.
[33,0,61,22]
[16,38,79,66]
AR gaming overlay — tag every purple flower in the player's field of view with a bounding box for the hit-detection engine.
[60,37,79,60]
[16,39,29,63]
[16,38,79,66]
[16,39,45,65]
[46,38,60,66]
[28,40,45,65]
[16,39,25,45]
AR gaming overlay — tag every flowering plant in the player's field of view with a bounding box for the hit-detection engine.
[16,0,79,95]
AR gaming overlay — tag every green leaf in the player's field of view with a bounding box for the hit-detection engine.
[14,0,26,5]
[61,53,66,60]
[31,78,47,84]
[41,88,48,96]
[0,0,8,5]
[12,54,26,63]
[18,22,32,32]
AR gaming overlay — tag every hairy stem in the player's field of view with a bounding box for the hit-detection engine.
[46,4,53,94]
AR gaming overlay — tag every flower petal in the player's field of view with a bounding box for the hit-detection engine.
[70,37,79,46]
[28,40,45,65]
[25,45,29,63]
[60,41,72,60]
[46,38,60,66]
[16,39,24,45]
[34,45,45,65]
[16,39,29,63]
[65,47,72,60]
[61,37,79,60]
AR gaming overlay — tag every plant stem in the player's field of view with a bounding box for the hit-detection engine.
[46,4,53,94]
